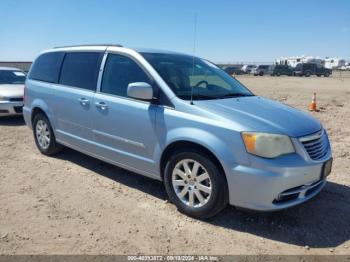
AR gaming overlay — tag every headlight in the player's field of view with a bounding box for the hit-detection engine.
[242,132,295,158]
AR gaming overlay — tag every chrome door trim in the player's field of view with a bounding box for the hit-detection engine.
[56,138,160,181]
[96,52,108,93]
[92,129,146,149]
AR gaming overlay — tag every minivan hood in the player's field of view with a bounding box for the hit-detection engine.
[0,84,24,98]
[195,96,321,137]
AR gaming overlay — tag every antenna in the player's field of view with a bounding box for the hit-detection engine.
[190,13,197,105]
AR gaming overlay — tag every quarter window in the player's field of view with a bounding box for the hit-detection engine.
[29,52,65,83]
[59,52,103,91]
[101,54,151,97]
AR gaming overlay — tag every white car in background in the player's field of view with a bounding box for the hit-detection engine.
[0,67,26,116]
[241,64,256,74]
[340,64,350,71]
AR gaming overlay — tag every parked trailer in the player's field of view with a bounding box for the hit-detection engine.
[324,58,346,69]
[276,56,324,68]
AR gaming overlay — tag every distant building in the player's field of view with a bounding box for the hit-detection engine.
[0,61,32,72]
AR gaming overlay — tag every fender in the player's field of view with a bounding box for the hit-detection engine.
[154,126,249,180]
[30,98,57,131]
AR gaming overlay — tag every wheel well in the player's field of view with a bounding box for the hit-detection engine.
[31,107,47,124]
[160,141,226,181]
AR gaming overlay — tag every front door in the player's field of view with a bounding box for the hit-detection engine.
[92,53,160,178]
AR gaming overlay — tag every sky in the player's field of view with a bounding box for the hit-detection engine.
[0,0,349,63]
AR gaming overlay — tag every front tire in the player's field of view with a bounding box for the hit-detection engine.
[164,149,228,219]
[33,113,63,155]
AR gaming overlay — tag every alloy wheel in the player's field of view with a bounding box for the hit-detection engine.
[172,159,212,208]
[35,120,51,150]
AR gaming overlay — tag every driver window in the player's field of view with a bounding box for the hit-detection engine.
[101,54,151,97]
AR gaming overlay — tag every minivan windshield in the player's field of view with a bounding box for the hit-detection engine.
[0,70,26,84]
[141,53,253,100]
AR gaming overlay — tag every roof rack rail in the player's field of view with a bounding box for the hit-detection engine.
[54,44,123,48]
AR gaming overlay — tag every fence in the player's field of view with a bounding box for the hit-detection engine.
[0,61,32,72]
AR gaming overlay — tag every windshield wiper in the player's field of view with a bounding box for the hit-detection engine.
[179,94,218,100]
[194,94,218,99]
[179,93,253,101]
[216,93,254,99]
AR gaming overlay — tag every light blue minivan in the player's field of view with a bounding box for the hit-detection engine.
[23,44,332,218]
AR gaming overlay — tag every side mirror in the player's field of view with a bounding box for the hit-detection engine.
[127,82,153,101]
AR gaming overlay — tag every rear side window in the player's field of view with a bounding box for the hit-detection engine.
[101,54,151,97]
[29,52,65,83]
[304,64,313,70]
[59,52,103,91]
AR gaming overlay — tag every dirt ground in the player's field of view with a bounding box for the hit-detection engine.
[0,74,349,255]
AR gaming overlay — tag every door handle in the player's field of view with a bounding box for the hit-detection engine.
[95,101,108,110]
[78,98,90,106]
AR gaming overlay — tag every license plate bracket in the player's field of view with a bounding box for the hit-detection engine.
[321,158,332,179]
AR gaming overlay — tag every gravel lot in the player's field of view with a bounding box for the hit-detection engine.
[0,74,349,255]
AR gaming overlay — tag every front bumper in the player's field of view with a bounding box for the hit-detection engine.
[226,136,332,211]
[0,101,23,116]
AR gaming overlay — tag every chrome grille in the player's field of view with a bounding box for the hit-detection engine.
[300,130,329,160]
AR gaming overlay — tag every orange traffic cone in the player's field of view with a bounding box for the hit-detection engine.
[309,92,317,111]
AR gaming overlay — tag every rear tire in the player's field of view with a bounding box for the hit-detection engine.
[324,72,330,77]
[164,149,228,219]
[305,71,311,77]
[33,113,63,155]
[276,71,281,76]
